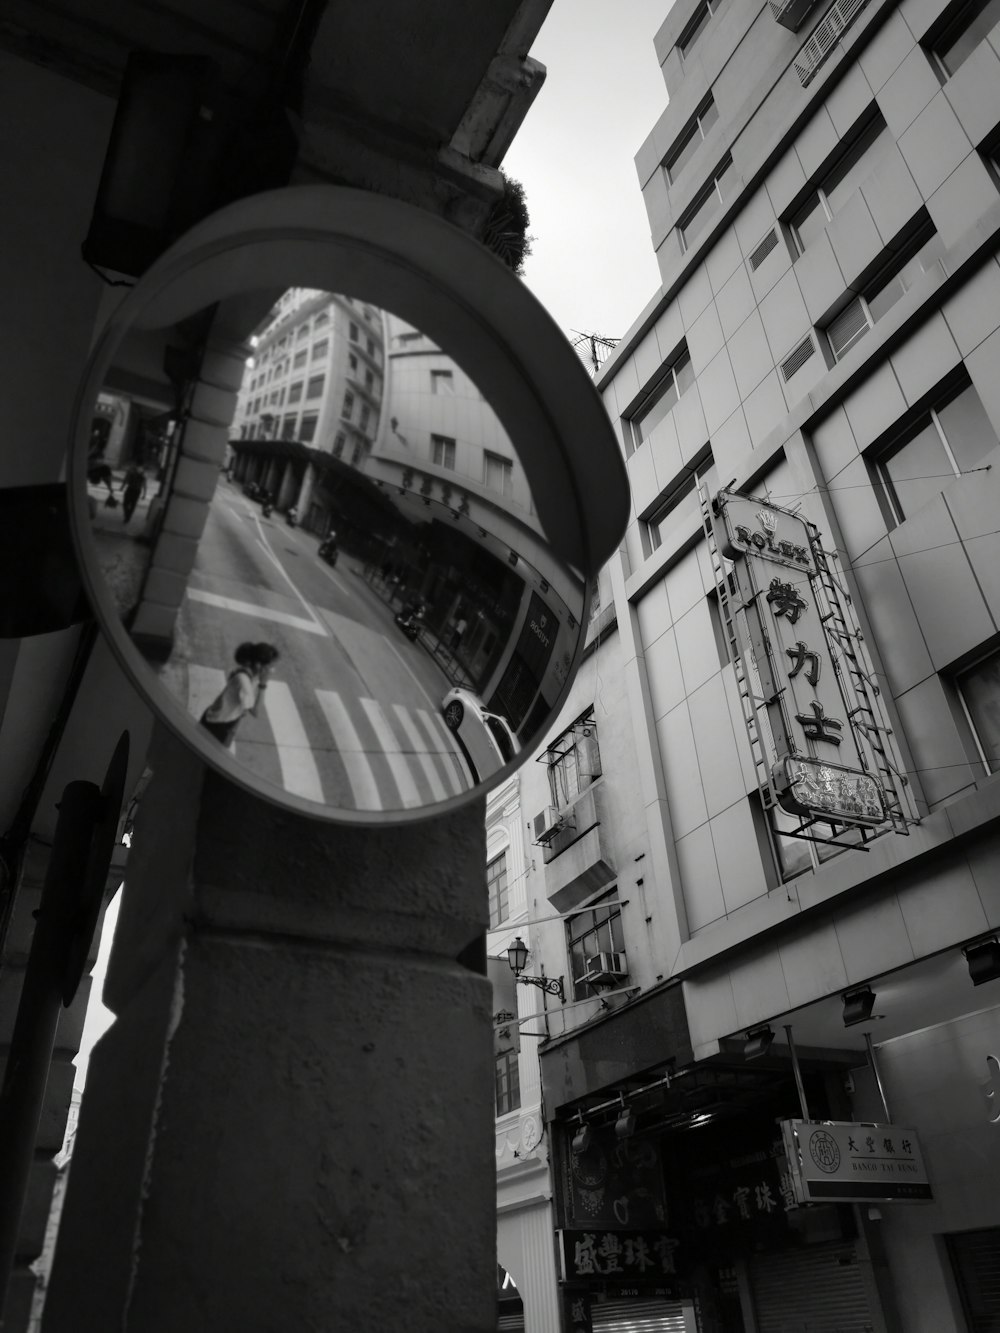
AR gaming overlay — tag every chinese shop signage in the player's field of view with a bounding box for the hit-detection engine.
[780,1120,933,1204]
[713,489,887,830]
[564,1289,592,1333]
[559,1126,667,1230]
[560,1229,686,1288]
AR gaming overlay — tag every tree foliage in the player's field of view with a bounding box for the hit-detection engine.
[482,172,533,276]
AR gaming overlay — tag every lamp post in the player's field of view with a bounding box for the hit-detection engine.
[505,937,564,1002]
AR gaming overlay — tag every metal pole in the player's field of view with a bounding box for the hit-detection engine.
[864,1031,891,1122]
[784,1024,810,1120]
[0,781,102,1324]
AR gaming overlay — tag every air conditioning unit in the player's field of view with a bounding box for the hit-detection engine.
[582,951,628,986]
[769,0,821,31]
[533,806,568,846]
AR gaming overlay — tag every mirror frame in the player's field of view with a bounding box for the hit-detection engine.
[68,186,629,825]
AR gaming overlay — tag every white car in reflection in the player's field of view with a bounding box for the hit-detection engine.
[441,688,519,784]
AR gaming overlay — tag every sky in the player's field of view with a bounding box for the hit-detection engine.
[503,0,676,344]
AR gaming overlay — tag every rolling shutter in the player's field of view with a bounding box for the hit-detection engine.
[590,1296,687,1332]
[749,1241,875,1332]
[948,1227,1000,1332]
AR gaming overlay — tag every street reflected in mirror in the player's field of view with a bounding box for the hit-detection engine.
[81,287,586,817]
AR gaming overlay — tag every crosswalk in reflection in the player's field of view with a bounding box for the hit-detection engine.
[186,665,470,810]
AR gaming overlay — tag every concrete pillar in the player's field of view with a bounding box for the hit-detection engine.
[42,723,495,1332]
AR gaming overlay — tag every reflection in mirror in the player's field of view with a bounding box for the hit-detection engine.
[82,287,586,818]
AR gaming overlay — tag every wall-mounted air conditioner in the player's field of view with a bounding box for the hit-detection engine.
[582,951,628,986]
[533,806,568,846]
[769,0,821,31]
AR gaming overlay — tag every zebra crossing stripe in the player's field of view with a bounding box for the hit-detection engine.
[414,709,470,795]
[187,664,227,720]
[315,690,383,810]
[261,680,324,803]
[391,705,449,804]
[361,699,422,808]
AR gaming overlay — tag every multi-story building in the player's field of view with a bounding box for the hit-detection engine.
[486,775,561,1333]
[523,1,1000,1329]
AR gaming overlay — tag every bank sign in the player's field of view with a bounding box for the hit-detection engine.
[713,489,887,829]
[780,1120,933,1204]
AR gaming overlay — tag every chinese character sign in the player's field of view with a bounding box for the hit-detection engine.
[712,490,887,829]
[561,1230,684,1284]
[780,1120,933,1203]
[563,1289,592,1333]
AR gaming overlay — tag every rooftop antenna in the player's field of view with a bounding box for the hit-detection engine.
[571,330,619,376]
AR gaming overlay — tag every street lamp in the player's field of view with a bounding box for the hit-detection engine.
[506,937,565,1002]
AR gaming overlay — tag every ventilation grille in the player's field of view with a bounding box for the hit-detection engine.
[827,296,872,360]
[781,336,816,381]
[794,0,871,85]
[749,229,779,271]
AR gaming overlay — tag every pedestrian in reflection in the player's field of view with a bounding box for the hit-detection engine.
[450,614,467,653]
[120,465,147,524]
[200,642,280,751]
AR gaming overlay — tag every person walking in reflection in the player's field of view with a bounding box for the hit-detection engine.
[200,642,280,752]
[120,465,147,524]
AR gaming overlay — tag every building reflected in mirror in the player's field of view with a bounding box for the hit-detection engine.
[83,287,584,818]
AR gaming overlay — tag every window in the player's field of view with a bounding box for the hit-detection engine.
[644,444,714,552]
[825,224,947,361]
[367,337,376,356]
[299,412,318,443]
[567,892,623,1002]
[487,853,509,928]
[359,405,371,433]
[680,157,734,250]
[928,0,1000,78]
[495,1049,520,1116]
[333,432,346,458]
[874,379,999,524]
[790,115,891,255]
[349,354,358,372]
[546,710,602,809]
[365,369,375,390]
[431,369,455,394]
[314,309,329,327]
[957,647,1000,773]
[625,347,695,454]
[280,416,297,440]
[342,390,355,419]
[432,434,456,469]
[766,801,858,880]
[311,339,328,360]
[296,324,309,341]
[351,443,362,465]
[293,349,307,369]
[349,322,359,342]
[664,97,719,182]
[306,375,324,400]
[484,451,513,496]
[678,0,719,57]
[288,381,303,405]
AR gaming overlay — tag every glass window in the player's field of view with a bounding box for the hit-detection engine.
[293,349,307,369]
[349,322,359,342]
[349,354,358,372]
[280,416,297,440]
[495,1049,520,1116]
[351,443,362,465]
[645,444,715,551]
[431,370,454,394]
[546,713,601,808]
[432,434,456,469]
[665,98,719,182]
[367,338,376,356]
[342,390,355,418]
[958,648,1000,772]
[359,405,371,432]
[790,116,890,254]
[680,158,733,249]
[296,324,309,341]
[314,309,329,327]
[484,452,513,496]
[881,417,956,521]
[311,339,328,360]
[288,381,303,404]
[933,0,1000,76]
[627,348,693,451]
[487,853,509,928]
[936,382,998,473]
[866,229,946,323]
[299,412,318,443]
[333,432,345,458]
[306,375,324,400]
[567,892,624,1001]
[679,0,715,56]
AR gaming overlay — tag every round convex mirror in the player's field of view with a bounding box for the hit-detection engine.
[68,187,628,824]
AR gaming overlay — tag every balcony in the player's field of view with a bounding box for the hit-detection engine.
[538,782,615,915]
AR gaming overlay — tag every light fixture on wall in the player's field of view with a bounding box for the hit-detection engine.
[614,1097,636,1140]
[842,986,877,1027]
[963,937,1000,986]
[743,1025,775,1060]
[571,1115,591,1154]
[506,937,565,1001]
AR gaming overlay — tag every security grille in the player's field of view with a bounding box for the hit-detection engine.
[794,0,871,85]
[590,1296,687,1331]
[780,335,816,381]
[749,228,779,271]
